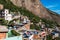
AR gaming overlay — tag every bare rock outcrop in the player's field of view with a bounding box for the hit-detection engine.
[10,0,60,24]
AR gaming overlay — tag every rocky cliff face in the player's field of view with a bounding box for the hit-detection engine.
[10,0,60,24]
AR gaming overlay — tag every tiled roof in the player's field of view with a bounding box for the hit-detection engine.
[0,26,8,32]
[33,35,40,39]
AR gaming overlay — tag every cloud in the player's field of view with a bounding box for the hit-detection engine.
[46,5,57,8]
[45,4,60,14]
[55,10,60,13]
[53,10,60,14]
[55,10,60,12]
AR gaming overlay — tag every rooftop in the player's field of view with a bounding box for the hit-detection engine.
[0,25,8,32]
[33,34,40,39]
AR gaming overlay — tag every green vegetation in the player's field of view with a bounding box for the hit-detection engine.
[8,18,19,25]
[54,37,60,40]
[19,8,40,23]
[46,34,52,40]
[0,0,40,23]
[30,24,41,30]
[0,18,8,25]
[11,30,20,36]
[46,34,60,40]
[46,8,60,17]
[41,18,57,28]
[0,0,59,29]
[0,0,18,12]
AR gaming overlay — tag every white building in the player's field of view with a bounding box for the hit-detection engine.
[52,33,59,39]
[4,9,12,21]
[5,14,12,21]
[29,35,33,40]
[29,34,40,40]
[23,16,30,24]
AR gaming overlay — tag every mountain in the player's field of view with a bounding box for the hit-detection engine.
[0,0,60,26]
[10,0,60,24]
[0,0,60,30]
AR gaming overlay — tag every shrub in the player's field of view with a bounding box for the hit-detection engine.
[0,18,8,25]
[11,30,20,36]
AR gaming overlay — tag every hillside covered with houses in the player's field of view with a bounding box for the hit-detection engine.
[0,0,60,40]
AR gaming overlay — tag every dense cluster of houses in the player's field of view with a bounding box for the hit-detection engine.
[0,4,60,40]
[0,9,12,21]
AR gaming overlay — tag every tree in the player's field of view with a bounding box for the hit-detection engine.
[0,18,8,25]
[11,30,20,36]
[30,24,41,30]
[46,34,52,40]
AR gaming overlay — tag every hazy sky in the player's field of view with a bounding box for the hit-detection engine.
[40,0,60,14]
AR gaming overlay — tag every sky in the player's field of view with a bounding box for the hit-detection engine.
[40,0,60,14]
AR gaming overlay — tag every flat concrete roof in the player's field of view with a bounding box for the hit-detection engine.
[0,25,8,32]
